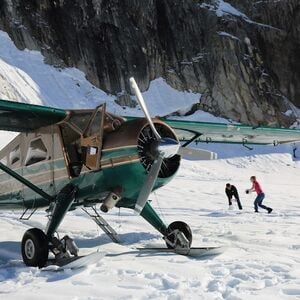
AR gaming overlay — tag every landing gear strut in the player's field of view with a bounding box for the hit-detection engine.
[164,221,192,254]
[21,183,79,267]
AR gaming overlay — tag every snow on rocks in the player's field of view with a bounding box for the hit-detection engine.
[215,0,248,19]
[0,30,201,118]
[200,0,282,31]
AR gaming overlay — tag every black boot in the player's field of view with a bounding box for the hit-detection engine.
[267,208,273,214]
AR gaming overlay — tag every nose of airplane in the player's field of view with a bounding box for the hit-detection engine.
[157,137,180,158]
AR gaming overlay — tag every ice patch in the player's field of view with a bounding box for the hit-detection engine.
[217,31,240,41]
[216,0,248,19]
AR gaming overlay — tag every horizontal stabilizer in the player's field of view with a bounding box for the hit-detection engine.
[178,147,217,160]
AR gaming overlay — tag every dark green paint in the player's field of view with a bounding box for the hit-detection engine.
[0,99,67,132]
[45,184,77,237]
[125,116,300,145]
[141,202,167,235]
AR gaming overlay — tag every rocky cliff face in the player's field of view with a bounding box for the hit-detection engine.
[0,0,299,125]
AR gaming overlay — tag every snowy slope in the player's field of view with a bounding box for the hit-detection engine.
[0,30,201,115]
[0,153,300,299]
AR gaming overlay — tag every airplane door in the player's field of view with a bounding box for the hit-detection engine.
[80,104,105,170]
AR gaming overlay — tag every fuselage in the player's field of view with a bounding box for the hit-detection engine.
[0,108,180,211]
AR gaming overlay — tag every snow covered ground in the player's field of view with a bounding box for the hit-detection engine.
[0,153,300,300]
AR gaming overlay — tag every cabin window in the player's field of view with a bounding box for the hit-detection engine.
[10,145,20,165]
[0,156,7,166]
[25,138,48,166]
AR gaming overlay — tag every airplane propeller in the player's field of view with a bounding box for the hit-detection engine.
[129,78,162,141]
[129,77,216,214]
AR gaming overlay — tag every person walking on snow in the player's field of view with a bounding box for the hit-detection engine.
[225,183,243,210]
[246,176,273,213]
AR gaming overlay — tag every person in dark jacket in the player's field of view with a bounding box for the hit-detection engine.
[225,183,243,210]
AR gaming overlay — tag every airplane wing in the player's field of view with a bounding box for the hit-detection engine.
[163,119,300,145]
[0,99,67,132]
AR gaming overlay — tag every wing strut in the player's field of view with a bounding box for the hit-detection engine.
[181,132,201,147]
[0,162,53,202]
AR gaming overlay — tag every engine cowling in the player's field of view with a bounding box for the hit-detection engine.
[137,123,180,178]
[102,118,181,178]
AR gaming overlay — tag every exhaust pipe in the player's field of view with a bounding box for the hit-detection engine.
[100,192,121,213]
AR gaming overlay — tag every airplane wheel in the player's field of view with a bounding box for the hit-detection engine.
[165,221,192,249]
[21,228,49,268]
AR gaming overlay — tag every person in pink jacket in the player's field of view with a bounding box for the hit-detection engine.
[246,176,273,213]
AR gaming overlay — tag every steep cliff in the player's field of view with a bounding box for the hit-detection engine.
[0,0,299,125]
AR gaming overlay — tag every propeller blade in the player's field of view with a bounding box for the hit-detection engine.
[157,137,181,158]
[177,147,217,160]
[129,77,161,141]
[134,156,164,214]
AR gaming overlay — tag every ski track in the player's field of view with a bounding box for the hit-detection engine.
[0,154,299,300]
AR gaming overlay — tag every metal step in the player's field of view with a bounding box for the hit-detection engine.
[82,207,120,243]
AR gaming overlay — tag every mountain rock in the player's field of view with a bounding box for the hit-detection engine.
[0,0,299,125]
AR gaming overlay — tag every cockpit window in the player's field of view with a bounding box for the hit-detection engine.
[68,112,93,133]
[87,110,103,136]
[10,145,20,165]
[25,138,48,166]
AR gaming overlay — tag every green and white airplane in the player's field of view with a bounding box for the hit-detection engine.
[0,77,299,268]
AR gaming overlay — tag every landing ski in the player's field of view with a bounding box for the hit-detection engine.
[43,251,105,271]
[137,246,224,258]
